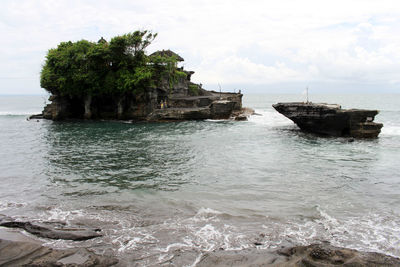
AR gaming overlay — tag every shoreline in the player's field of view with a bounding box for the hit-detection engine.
[1,227,399,266]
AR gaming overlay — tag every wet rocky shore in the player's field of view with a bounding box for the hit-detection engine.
[1,217,399,266]
[0,228,117,266]
[197,243,400,266]
[0,215,117,266]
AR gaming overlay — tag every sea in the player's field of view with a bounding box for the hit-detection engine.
[0,94,399,265]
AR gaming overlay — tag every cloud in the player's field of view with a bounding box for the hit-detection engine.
[194,56,301,84]
[1,0,400,94]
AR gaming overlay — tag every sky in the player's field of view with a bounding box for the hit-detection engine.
[1,0,400,95]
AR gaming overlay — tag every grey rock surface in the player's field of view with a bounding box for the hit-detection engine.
[0,215,102,241]
[0,238,118,266]
[197,243,400,266]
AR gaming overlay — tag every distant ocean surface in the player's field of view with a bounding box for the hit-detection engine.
[0,94,399,265]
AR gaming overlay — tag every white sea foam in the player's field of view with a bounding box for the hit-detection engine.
[190,207,223,223]
[381,125,400,136]
[32,204,400,263]
[112,227,158,254]
[248,109,292,127]
[45,208,86,222]
[205,119,229,122]
[196,224,222,242]
[266,207,400,258]
[158,242,192,253]
[117,237,143,252]
[196,207,222,216]
[186,210,251,252]
[0,111,41,116]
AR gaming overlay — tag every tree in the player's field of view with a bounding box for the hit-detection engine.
[40,30,163,97]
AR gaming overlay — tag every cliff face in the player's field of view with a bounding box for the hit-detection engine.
[41,61,244,121]
[43,88,164,120]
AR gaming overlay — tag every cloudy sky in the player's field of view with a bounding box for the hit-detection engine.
[1,0,400,94]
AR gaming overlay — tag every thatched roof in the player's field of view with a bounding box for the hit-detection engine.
[150,49,184,61]
[98,37,107,44]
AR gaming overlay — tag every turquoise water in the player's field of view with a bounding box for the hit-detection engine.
[0,94,399,265]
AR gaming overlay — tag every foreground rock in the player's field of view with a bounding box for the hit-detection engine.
[0,215,102,241]
[1,227,398,267]
[0,234,117,266]
[273,102,383,138]
[197,243,400,266]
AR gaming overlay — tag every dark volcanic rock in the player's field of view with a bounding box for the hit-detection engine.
[234,114,248,121]
[196,243,400,266]
[0,215,101,241]
[41,91,245,122]
[233,107,255,121]
[146,93,245,121]
[147,107,211,121]
[273,102,383,138]
[210,100,237,119]
[40,89,245,122]
[28,114,44,120]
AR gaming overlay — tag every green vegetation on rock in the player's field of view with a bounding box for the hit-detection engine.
[40,31,183,97]
[188,83,199,96]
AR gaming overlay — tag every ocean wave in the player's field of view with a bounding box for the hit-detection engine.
[14,203,400,265]
[109,206,252,258]
[196,207,222,216]
[0,111,40,116]
[381,126,400,136]
[45,207,86,222]
[205,119,229,122]
[265,206,400,258]
[248,109,292,127]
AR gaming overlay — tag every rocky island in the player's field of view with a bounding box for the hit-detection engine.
[34,31,248,122]
[273,102,383,138]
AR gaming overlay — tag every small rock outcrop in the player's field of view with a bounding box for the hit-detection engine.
[273,102,383,138]
[0,215,102,241]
